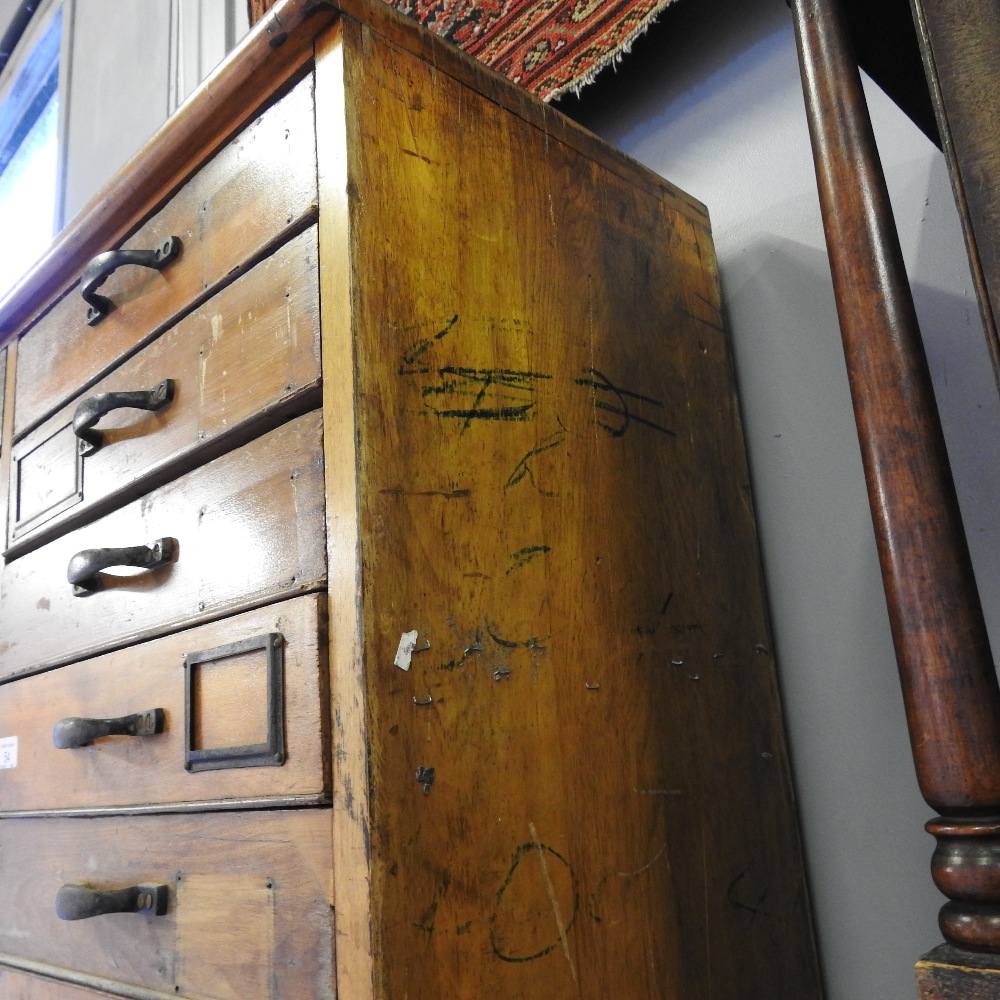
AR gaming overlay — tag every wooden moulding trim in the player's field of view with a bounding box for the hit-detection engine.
[0,954,173,1000]
[0,792,330,819]
[0,0,338,345]
[312,21,374,1000]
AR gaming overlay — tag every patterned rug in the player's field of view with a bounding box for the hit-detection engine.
[248,0,675,100]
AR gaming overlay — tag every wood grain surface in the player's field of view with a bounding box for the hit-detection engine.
[792,0,1000,954]
[0,809,334,1000]
[911,0,1000,386]
[13,73,318,440]
[8,227,321,557]
[318,20,822,1000]
[0,967,119,1000]
[0,594,328,814]
[917,944,1000,999]
[0,410,327,681]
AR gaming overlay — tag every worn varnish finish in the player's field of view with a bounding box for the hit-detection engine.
[0,809,334,1000]
[8,226,321,556]
[916,945,1000,999]
[910,0,1000,388]
[12,74,318,440]
[791,0,1000,963]
[0,411,327,681]
[319,15,822,1000]
[0,594,328,814]
[0,0,820,996]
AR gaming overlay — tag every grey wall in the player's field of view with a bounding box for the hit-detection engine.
[57,0,248,221]
[562,1,1000,998]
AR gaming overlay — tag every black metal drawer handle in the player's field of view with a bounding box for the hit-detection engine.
[73,379,175,456]
[81,236,181,326]
[53,708,165,749]
[67,537,174,595]
[56,882,169,921]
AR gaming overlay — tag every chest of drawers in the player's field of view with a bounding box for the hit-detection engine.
[0,1,823,998]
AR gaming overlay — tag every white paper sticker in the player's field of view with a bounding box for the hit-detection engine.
[0,736,17,769]
[394,630,419,671]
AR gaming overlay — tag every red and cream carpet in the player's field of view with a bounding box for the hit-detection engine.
[248,0,673,100]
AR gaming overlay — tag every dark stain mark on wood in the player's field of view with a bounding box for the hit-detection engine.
[400,147,434,164]
[505,427,566,495]
[575,367,675,437]
[727,868,769,926]
[380,487,472,499]
[635,592,674,635]
[489,840,579,964]
[506,545,551,575]
[399,314,460,373]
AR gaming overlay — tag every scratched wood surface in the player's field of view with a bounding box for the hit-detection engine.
[917,944,1000,999]
[12,72,318,441]
[0,594,328,814]
[0,809,334,1000]
[0,410,327,682]
[321,19,823,1000]
[8,226,321,557]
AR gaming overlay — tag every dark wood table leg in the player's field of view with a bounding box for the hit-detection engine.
[789,0,1000,977]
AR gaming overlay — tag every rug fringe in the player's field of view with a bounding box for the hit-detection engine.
[544,0,679,102]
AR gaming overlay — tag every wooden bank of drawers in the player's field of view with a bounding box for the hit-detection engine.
[0,3,824,999]
[12,74,318,442]
[0,595,328,814]
[8,227,321,556]
[0,65,330,1000]
[0,810,334,1000]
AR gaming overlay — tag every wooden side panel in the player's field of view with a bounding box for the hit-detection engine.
[341,22,820,1000]
[13,74,318,440]
[8,227,321,556]
[0,594,327,813]
[0,809,334,1000]
[911,0,1000,385]
[0,411,327,681]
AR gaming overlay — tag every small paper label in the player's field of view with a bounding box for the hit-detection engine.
[394,630,419,671]
[0,736,17,769]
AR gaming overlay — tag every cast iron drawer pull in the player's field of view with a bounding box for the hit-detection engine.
[80,236,182,325]
[73,379,175,456]
[53,708,165,749]
[67,537,175,595]
[56,882,169,921]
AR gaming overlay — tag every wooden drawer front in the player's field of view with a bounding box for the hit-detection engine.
[13,73,317,440]
[8,227,321,555]
[0,410,326,682]
[0,810,334,1000]
[0,967,118,999]
[0,595,327,814]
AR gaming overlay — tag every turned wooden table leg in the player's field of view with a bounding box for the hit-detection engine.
[790,0,1000,956]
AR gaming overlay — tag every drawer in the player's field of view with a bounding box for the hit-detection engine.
[0,967,118,1000]
[13,73,318,440]
[0,410,326,682]
[0,594,328,814]
[0,809,334,1000]
[8,227,321,556]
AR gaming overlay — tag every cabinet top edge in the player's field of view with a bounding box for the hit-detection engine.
[0,0,709,344]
